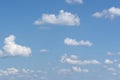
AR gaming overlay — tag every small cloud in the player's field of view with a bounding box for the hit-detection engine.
[40,49,49,53]
[66,0,83,4]
[107,51,120,56]
[104,59,114,64]
[107,67,116,72]
[72,66,89,73]
[70,55,78,59]
[34,10,80,26]
[58,68,71,75]
[64,38,93,47]
[72,66,82,72]
[107,52,114,56]
[93,7,120,19]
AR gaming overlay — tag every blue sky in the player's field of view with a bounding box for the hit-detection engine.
[0,0,120,80]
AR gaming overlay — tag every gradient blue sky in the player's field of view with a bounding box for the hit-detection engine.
[0,0,120,80]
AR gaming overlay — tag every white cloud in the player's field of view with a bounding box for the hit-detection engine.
[107,52,114,56]
[66,0,83,4]
[104,59,113,64]
[21,68,47,75]
[72,66,89,73]
[93,7,120,19]
[58,68,71,75]
[64,38,93,47]
[34,10,80,26]
[70,55,78,59]
[0,67,47,80]
[112,72,117,76]
[0,68,19,76]
[61,54,100,65]
[118,64,120,68]
[0,35,31,57]
[39,77,48,80]
[72,66,81,72]
[107,67,116,72]
[40,49,49,53]
[104,66,116,72]
[22,69,34,73]
[82,69,89,73]
[107,51,120,56]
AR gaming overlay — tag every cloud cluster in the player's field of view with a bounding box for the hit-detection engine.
[58,66,88,75]
[66,0,83,4]
[0,67,47,80]
[0,35,31,57]
[34,10,80,26]
[93,7,120,19]
[103,58,120,76]
[0,68,18,76]
[61,54,100,65]
[64,38,93,47]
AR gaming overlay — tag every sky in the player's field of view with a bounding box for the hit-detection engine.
[0,0,120,80]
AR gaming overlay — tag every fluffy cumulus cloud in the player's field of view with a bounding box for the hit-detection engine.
[34,10,80,26]
[64,38,93,47]
[66,0,83,4]
[61,54,100,65]
[0,35,31,57]
[93,7,120,19]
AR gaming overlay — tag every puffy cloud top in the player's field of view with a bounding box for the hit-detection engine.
[34,10,80,26]
[0,35,31,57]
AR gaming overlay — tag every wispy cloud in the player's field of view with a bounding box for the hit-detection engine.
[61,54,100,65]
[66,0,83,4]
[0,67,47,80]
[64,38,93,47]
[72,66,89,73]
[34,10,80,26]
[40,49,49,53]
[58,68,71,75]
[107,51,120,56]
[0,67,19,76]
